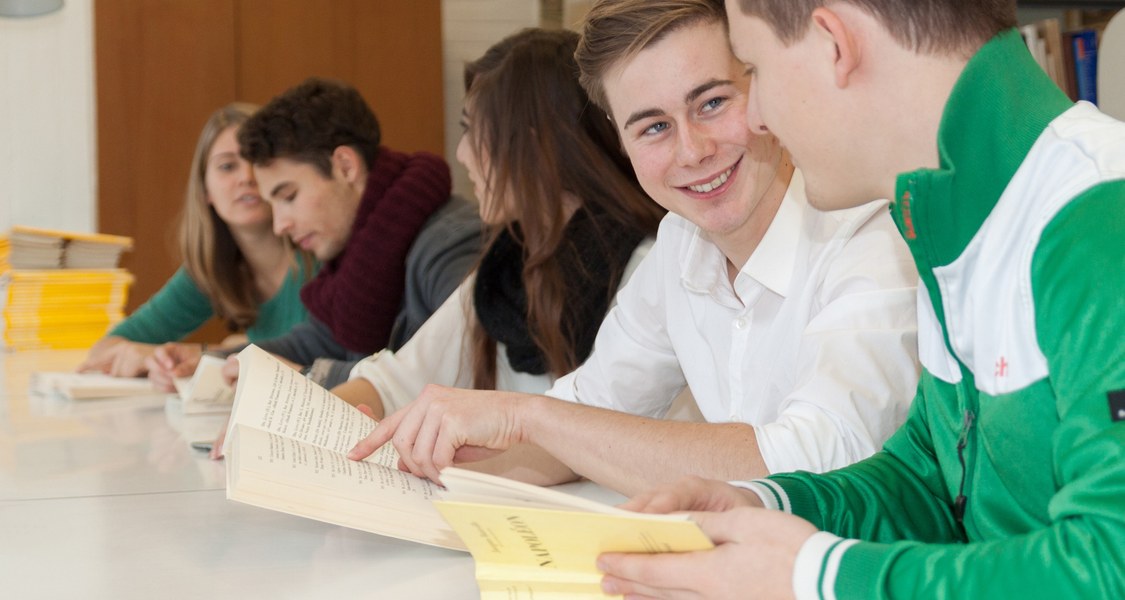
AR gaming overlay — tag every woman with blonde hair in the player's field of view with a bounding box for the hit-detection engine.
[80,102,314,376]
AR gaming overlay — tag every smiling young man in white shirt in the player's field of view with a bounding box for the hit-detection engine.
[348,0,920,496]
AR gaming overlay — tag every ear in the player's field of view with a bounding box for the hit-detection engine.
[331,145,363,184]
[811,7,861,89]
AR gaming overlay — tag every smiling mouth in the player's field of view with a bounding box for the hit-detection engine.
[685,163,736,194]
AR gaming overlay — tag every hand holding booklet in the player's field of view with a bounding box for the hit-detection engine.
[433,468,714,599]
[225,345,713,597]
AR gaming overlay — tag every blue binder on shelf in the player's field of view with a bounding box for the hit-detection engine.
[1072,29,1099,105]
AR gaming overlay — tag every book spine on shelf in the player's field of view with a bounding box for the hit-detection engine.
[1072,29,1099,105]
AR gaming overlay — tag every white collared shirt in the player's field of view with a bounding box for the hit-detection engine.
[547,171,921,473]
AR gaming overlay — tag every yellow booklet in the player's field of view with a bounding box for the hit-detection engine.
[435,468,714,599]
[3,226,133,270]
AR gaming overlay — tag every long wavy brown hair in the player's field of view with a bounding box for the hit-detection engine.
[180,103,314,331]
[463,28,665,389]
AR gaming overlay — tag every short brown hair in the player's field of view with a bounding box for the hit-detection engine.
[733,0,1016,55]
[238,77,380,177]
[575,0,726,113]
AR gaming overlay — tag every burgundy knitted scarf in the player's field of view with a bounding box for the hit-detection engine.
[300,147,451,353]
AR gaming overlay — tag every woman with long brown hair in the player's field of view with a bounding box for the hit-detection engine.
[331,27,663,418]
[79,103,315,376]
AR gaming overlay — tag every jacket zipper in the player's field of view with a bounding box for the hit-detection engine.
[953,408,975,538]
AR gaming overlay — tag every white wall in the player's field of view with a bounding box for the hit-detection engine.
[0,0,96,233]
[440,0,598,201]
[441,0,539,201]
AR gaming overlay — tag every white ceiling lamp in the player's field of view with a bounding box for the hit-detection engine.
[0,0,64,18]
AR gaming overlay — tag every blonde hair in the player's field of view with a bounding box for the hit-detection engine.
[575,0,726,112]
[180,102,313,331]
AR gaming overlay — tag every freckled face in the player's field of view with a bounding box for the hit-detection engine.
[603,21,783,245]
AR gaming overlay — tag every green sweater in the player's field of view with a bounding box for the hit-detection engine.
[110,264,310,343]
[741,30,1125,599]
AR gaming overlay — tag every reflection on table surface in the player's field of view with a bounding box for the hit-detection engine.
[0,350,624,599]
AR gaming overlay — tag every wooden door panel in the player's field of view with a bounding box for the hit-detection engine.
[95,0,238,321]
[237,0,444,154]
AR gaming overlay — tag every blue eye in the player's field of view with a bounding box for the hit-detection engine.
[642,121,669,136]
[701,97,725,112]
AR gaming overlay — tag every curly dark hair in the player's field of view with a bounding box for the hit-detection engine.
[238,77,381,176]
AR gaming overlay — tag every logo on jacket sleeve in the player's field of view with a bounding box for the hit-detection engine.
[1109,390,1125,423]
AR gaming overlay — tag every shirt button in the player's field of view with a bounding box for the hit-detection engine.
[733,318,746,329]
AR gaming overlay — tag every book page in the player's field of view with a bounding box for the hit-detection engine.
[228,424,462,550]
[174,354,235,414]
[222,345,397,466]
[439,467,683,518]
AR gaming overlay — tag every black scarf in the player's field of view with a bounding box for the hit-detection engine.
[473,208,643,375]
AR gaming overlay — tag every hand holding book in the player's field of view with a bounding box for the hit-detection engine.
[225,345,715,599]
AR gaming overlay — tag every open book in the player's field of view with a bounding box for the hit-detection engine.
[31,371,160,399]
[224,344,714,577]
[33,355,235,410]
[223,344,461,549]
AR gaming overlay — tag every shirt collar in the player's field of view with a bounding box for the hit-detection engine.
[681,169,804,301]
[741,168,804,297]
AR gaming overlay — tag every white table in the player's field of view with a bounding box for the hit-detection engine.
[0,350,625,599]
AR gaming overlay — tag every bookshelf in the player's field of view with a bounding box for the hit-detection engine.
[1016,2,1119,106]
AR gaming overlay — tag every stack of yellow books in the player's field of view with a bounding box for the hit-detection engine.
[0,226,134,351]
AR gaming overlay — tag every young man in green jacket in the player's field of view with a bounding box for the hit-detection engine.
[597,0,1125,598]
